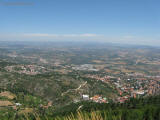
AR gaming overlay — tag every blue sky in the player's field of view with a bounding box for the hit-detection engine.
[0,0,160,46]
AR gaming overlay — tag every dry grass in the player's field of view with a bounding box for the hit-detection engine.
[0,100,13,106]
[0,91,16,99]
[121,69,133,73]
[18,108,33,114]
[94,65,106,70]
[105,69,113,73]
[54,69,71,74]
[92,60,104,64]
[112,62,126,65]
[55,111,105,120]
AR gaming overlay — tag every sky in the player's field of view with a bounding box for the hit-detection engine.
[0,0,160,46]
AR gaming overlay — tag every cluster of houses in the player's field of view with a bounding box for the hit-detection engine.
[82,94,108,103]
[117,96,129,103]
[85,72,160,103]
[72,64,98,71]
[5,65,48,75]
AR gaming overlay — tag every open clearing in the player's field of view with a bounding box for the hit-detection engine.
[0,91,16,99]
[0,100,13,107]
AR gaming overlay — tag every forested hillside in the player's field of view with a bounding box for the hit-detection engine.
[0,88,159,120]
[53,95,160,120]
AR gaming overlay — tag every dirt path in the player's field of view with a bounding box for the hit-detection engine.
[61,81,87,96]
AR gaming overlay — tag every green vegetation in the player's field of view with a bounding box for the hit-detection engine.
[53,95,160,120]
[0,42,160,119]
[0,91,159,120]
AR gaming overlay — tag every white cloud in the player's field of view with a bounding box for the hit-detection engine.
[22,33,99,37]
[0,33,103,42]
[0,33,159,46]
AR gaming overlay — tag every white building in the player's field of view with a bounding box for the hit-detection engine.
[15,103,22,106]
[82,94,89,100]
